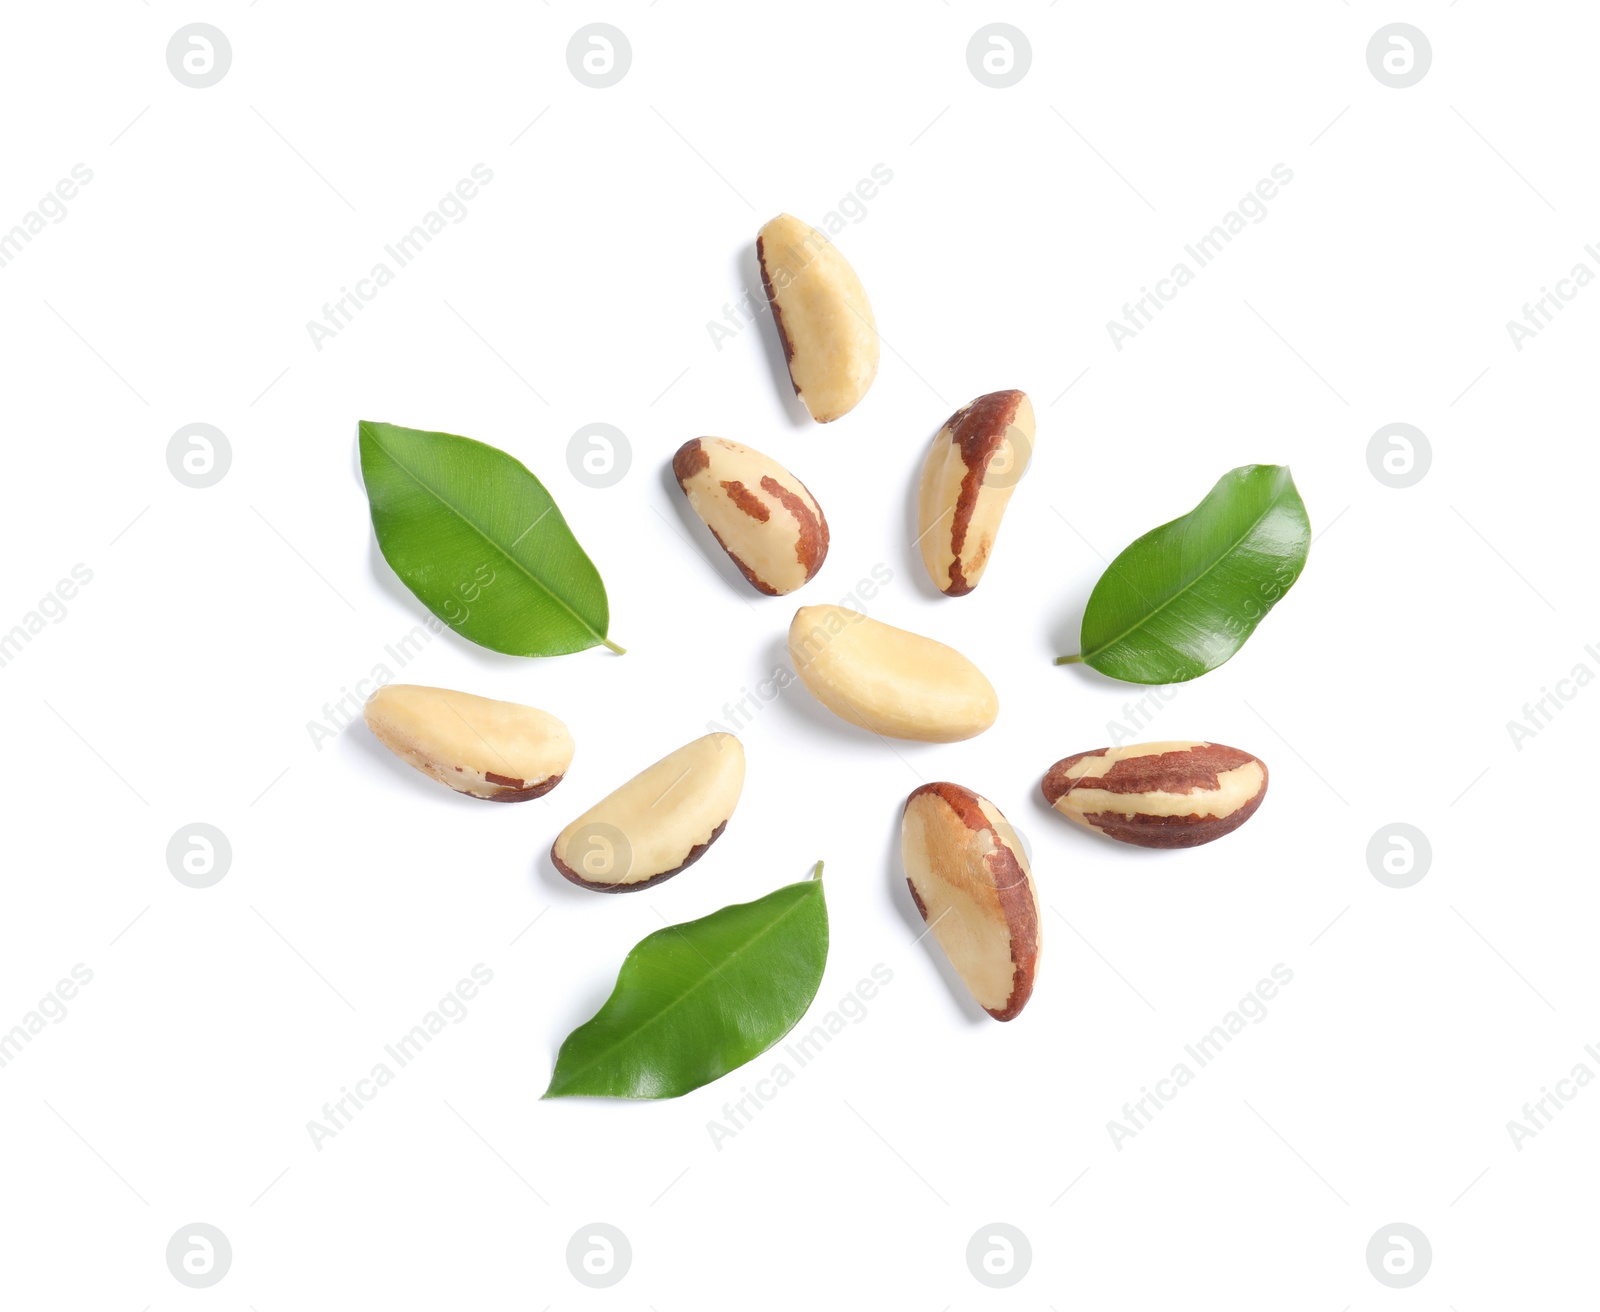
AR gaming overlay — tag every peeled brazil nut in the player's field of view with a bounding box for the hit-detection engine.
[363,684,573,801]
[917,389,1035,596]
[901,783,1040,1021]
[787,605,997,742]
[757,213,878,423]
[1042,740,1268,848]
[672,438,828,595]
[551,733,745,892]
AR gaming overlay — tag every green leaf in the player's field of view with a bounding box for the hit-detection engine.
[359,420,621,656]
[1060,465,1309,684]
[544,865,829,1100]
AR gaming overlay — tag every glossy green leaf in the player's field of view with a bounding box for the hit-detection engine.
[544,866,829,1100]
[1059,465,1309,684]
[359,420,620,656]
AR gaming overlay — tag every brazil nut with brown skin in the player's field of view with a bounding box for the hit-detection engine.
[672,438,828,595]
[901,783,1040,1021]
[916,390,1035,595]
[1042,740,1268,848]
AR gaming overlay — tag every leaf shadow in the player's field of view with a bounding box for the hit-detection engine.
[1046,587,1093,673]
[538,972,656,1109]
[882,811,989,1028]
[548,968,616,1041]
[364,533,428,615]
[363,535,554,673]
[736,242,811,429]
[350,424,366,491]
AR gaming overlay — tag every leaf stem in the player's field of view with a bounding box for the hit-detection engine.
[601,637,627,655]
[810,860,824,881]
[1055,653,1083,665]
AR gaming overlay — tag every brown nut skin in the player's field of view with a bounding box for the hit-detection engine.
[554,821,728,894]
[901,783,1041,1022]
[917,390,1035,596]
[1042,741,1268,848]
[672,438,828,595]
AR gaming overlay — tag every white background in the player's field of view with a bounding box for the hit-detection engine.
[1,2,1595,1306]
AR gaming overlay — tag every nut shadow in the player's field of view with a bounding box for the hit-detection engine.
[529,798,622,904]
[883,812,990,1027]
[343,709,433,791]
[1025,782,1187,864]
[656,459,776,603]
[900,420,947,601]
[348,716,579,869]
[736,243,811,429]
[761,631,916,753]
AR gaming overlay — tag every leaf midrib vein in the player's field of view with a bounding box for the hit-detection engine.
[552,892,818,1093]
[372,435,602,642]
[1084,487,1295,663]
